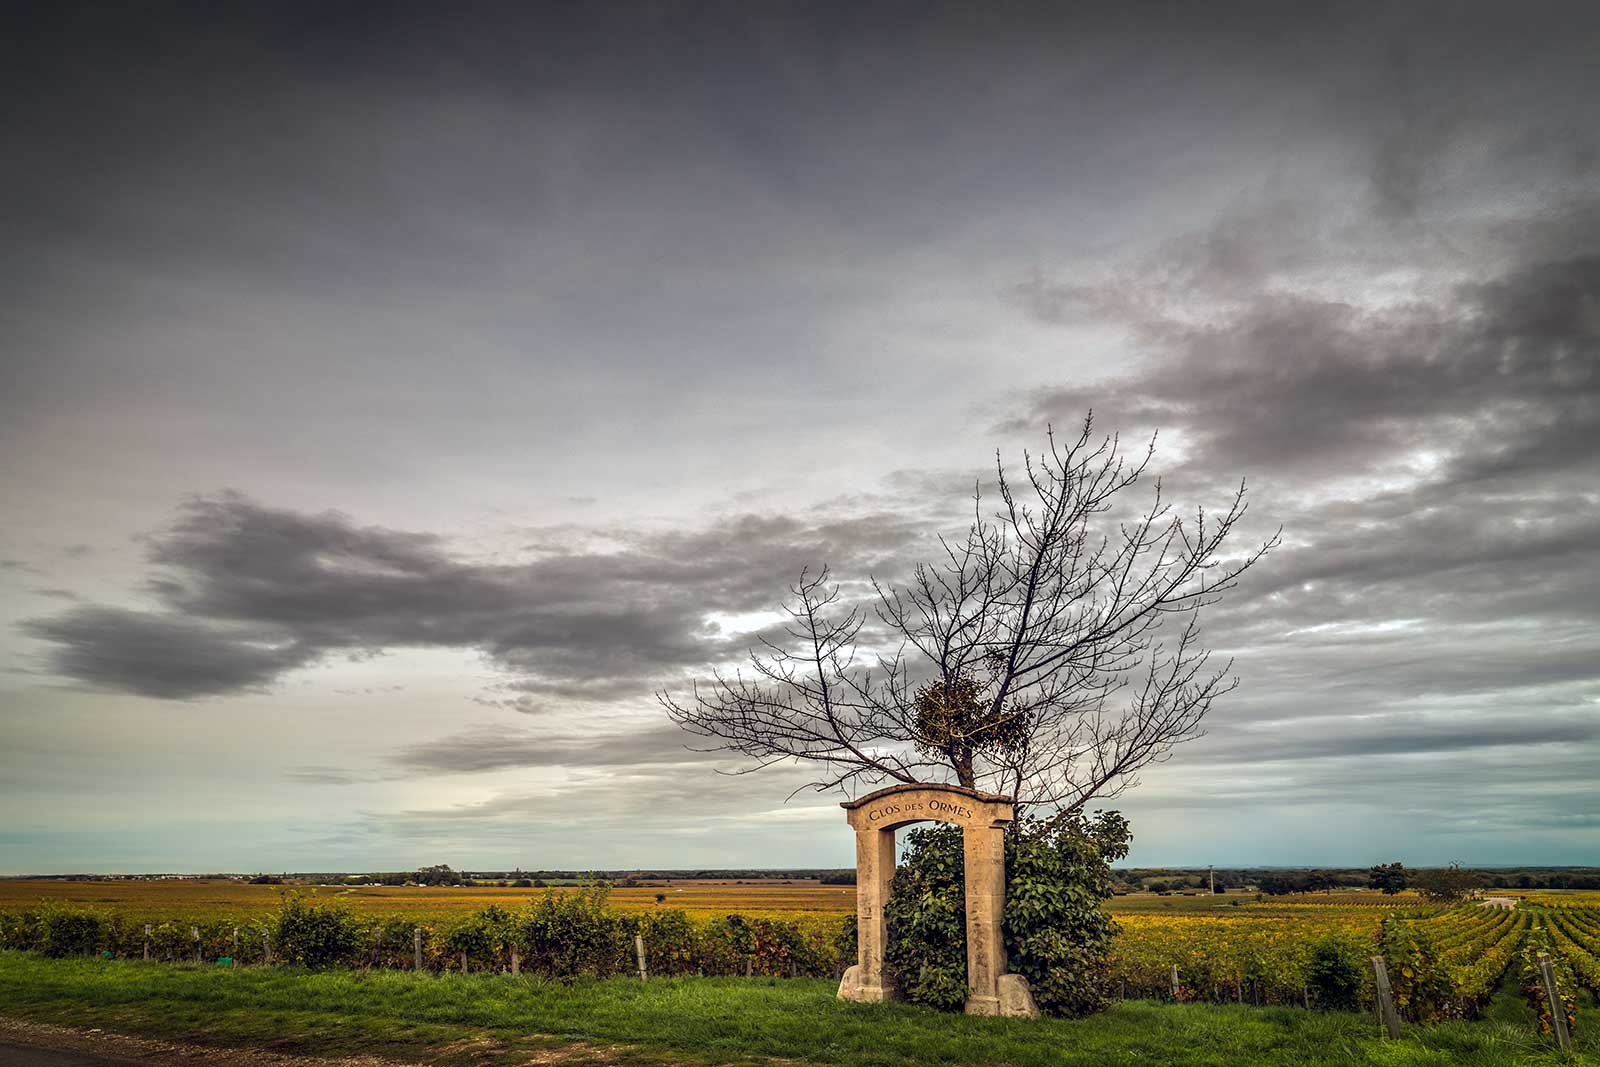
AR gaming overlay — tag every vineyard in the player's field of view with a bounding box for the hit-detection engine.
[1,881,1597,1037]
[1115,900,1600,1033]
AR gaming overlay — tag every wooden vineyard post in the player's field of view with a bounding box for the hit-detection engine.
[263,932,272,965]
[413,928,423,972]
[143,924,151,962]
[634,935,648,981]
[191,926,201,963]
[232,927,239,966]
[744,957,753,978]
[1370,957,1402,1039]
[1536,953,1573,1052]
[510,947,519,976]
[460,949,468,974]
[1170,965,1180,1000]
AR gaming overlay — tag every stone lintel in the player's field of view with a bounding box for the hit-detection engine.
[841,782,1016,832]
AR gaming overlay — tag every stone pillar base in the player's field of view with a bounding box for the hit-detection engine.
[998,973,1040,1017]
[837,964,897,1003]
[964,994,1001,1015]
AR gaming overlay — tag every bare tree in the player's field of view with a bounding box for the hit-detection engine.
[660,415,1277,810]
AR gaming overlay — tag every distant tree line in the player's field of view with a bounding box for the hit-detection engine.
[239,866,862,889]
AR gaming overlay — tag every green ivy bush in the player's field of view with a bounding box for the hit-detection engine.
[883,809,1130,1016]
[883,824,969,1009]
[1006,810,1129,1016]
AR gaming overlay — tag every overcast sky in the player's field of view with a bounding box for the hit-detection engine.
[3,1,1597,874]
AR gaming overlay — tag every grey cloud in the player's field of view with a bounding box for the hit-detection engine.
[21,607,315,700]
[20,492,927,701]
[285,768,368,786]
[371,755,831,836]
[1010,250,1600,484]
[1199,712,1600,764]
[389,722,702,775]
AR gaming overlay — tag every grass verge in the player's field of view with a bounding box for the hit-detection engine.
[0,952,1593,1067]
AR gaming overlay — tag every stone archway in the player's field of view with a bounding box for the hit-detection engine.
[836,783,1038,1017]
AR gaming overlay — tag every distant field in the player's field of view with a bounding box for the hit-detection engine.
[0,878,858,921]
[0,878,1433,921]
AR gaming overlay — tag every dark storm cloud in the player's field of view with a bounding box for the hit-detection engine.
[1008,232,1600,486]
[22,607,316,700]
[20,492,927,701]
[1006,165,1600,608]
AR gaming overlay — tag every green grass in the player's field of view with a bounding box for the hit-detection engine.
[0,952,1593,1067]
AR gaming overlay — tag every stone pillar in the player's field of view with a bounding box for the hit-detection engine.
[838,826,896,1002]
[962,824,1006,1015]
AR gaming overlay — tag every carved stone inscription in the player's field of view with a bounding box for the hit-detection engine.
[863,797,974,824]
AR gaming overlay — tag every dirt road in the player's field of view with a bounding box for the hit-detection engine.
[0,1043,139,1066]
[0,1020,421,1067]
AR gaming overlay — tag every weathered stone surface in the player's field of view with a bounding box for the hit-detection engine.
[998,973,1040,1017]
[836,963,897,1003]
[962,822,1007,1014]
[841,783,1015,833]
[837,783,1038,1019]
[849,828,896,999]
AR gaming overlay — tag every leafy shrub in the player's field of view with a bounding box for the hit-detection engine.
[36,906,103,958]
[270,894,364,967]
[883,824,969,1010]
[1005,810,1128,1016]
[444,904,515,971]
[1519,923,1579,1039]
[835,913,857,967]
[633,908,696,975]
[515,885,630,976]
[1306,930,1364,1011]
[1379,914,1453,1022]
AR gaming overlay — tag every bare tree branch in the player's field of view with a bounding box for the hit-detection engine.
[658,414,1279,810]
